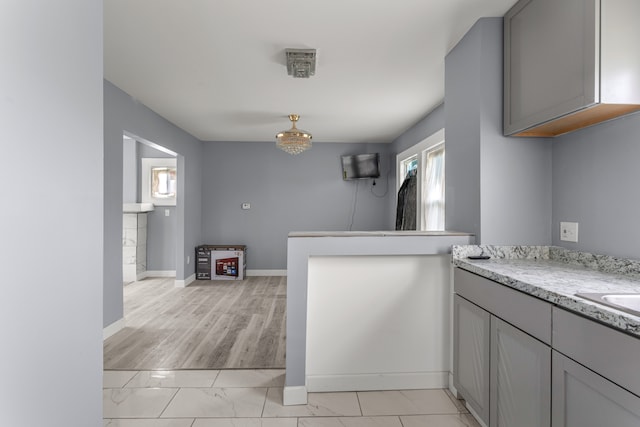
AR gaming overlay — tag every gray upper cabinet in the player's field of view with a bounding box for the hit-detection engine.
[504,0,640,137]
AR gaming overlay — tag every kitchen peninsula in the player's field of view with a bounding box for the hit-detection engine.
[283,230,474,405]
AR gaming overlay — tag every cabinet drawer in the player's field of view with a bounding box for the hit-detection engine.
[454,268,552,344]
[553,307,640,396]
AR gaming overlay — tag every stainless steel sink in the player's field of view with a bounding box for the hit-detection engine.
[576,293,640,317]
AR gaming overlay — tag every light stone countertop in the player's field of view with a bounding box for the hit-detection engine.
[452,245,640,337]
[289,230,474,238]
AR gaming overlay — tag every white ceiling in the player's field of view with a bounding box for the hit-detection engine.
[104,0,517,144]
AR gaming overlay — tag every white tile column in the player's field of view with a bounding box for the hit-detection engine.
[123,213,148,283]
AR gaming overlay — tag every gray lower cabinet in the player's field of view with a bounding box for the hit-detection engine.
[454,268,552,426]
[552,351,640,426]
[552,307,640,425]
[453,295,490,424]
[490,317,550,427]
[453,294,551,427]
[455,268,640,426]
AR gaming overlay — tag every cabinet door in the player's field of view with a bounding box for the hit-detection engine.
[453,295,490,424]
[504,0,599,135]
[490,317,550,427]
[552,351,640,427]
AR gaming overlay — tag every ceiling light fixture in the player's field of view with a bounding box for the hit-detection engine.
[285,49,316,78]
[275,114,312,155]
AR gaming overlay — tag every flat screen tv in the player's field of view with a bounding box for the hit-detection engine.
[341,153,380,180]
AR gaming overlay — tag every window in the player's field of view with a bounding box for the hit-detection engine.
[396,129,445,231]
[151,167,176,199]
[142,158,177,206]
[400,155,418,180]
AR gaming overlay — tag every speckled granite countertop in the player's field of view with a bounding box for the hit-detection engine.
[289,230,473,237]
[453,245,640,337]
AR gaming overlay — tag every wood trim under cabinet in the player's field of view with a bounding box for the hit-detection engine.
[513,104,640,137]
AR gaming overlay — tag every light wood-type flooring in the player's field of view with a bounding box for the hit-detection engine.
[103,276,286,370]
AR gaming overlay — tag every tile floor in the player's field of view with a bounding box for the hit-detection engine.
[103,369,480,427]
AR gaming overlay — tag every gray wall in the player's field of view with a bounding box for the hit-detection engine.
[202,142,393,270]
[552,112,640,259]
[123,137,138,203]
[444,24,482,238]
[392,103,445,154]
[146,208,177,270]
[0,0,103,425]
[445,18,553,244]
[104,80,203,327]
[138,143,177,271]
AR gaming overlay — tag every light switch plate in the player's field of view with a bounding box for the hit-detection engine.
[560,222,579,242]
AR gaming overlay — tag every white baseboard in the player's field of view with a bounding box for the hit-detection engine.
[283,386,308,406]
[144,270,176,278]
[103,318,125,340]
[306,372,448,393]
[247,269,287,276]
[175,273,196,288]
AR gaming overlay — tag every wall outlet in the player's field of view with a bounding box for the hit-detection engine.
[186,255,190,264]
[165,209,170,216]
[560,222,579,242]
[242,203,251,210]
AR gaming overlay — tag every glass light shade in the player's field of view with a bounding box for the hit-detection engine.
[276,114,312,155]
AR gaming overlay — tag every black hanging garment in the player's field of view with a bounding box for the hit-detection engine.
[395,170,417,230]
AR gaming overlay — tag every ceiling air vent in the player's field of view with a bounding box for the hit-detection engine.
[285,48,316,78]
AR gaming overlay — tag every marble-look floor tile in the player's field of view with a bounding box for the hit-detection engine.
[104,371,139,388]
[127,370,220,388]
[161,387,268,418]
[400,414,481,427]
[358,390,458,416]
[104,419,194,427]
[192,418,298,427]
[213,370,285,388]
[262,388,361,417]
[103,388,178,418]
[298,415,402,427]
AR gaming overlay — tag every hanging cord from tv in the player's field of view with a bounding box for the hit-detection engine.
[348,180,359,231]
[370,155,391,198]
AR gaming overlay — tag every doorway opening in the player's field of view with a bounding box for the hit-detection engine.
[122,134,179,284]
